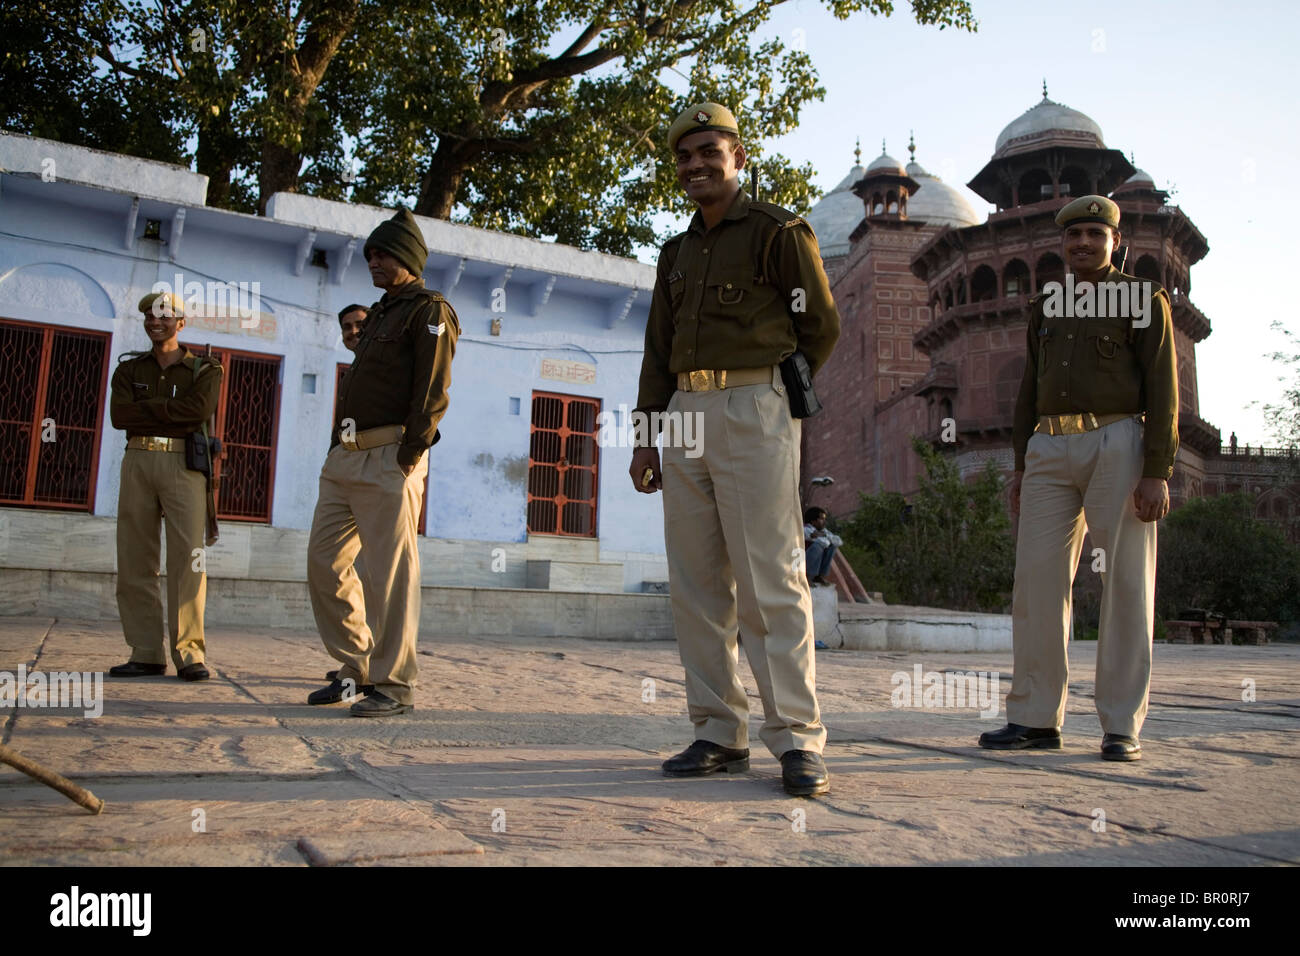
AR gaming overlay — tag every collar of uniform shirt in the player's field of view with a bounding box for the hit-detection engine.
[688,186,751,235]
[380,277,427,303]
[147,345,195,371]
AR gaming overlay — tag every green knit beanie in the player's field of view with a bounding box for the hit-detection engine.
[364,208,428,277]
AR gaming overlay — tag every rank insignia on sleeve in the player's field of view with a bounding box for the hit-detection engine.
[428,322,445,336]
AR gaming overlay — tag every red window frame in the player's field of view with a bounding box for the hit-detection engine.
[183,342,281,523]
[527,391,600,537]
[0,318,110,512]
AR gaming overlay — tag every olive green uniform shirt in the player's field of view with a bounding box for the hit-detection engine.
[110,347,223,437]
[635,188,841,418]
[334,277,460,468]
[1012,267,1179,479]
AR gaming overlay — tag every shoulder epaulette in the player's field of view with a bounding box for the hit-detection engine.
[749,201,803,227]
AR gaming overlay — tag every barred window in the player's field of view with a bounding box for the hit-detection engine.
[0,319,110,511]
[527,392,600,537]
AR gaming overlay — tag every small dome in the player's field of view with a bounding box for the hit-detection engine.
[805,164,866,259]
[994,94,1105,157]
[1125,168,1154,187]
[866,151,904,174]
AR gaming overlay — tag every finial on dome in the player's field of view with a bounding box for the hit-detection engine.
[881,138,887,154]
[855,137,861,166]
[908,130,916,162]
[1042,78,1049,99]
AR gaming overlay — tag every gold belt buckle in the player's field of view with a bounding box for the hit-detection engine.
[687,369,726,391]
[142,436,170,451]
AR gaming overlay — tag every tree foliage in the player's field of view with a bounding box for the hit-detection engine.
[1156,492,1299,626]
[838,438,1013,612]
[1,0,977,252]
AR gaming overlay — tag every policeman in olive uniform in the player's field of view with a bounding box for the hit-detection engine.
[306,208,459,717]
[108,291,224,681]
[979,195,1177,761]
[630,103,840,796]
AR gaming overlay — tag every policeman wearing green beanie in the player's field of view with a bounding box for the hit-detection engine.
[306,207,460,718]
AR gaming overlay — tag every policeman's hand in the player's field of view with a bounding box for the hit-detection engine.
[630,446,661,494]
[1133,477,1169,523]
[1009,471,1023,518]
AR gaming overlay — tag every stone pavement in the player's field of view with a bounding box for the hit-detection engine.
[1,616,1297,866]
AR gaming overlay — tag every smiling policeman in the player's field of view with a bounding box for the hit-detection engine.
[630,102,840,796]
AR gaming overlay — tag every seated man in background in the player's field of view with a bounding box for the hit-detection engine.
[803,507,842,588]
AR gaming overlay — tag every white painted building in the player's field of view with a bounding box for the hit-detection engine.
[0,132,672,609]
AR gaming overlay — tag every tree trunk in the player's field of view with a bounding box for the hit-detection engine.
[195,124,234,209]
[258,139,302,214]
[415,145,469,219]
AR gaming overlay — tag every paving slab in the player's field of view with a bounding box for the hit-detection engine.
[0,617,1296,866]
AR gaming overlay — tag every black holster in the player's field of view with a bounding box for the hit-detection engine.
[780,351,822,419]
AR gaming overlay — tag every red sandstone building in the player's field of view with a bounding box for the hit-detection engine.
[803,91,1299,540]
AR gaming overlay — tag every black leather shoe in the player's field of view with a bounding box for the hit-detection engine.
[109,661,166,677]
[325,669,338,681]
[978,723,1062,750]
[178,663,209,682]
[1101,733,1141,761]
[350,690,412,717]
[781,750,829,796]
[662,740,750,776]
[307,678,374,705]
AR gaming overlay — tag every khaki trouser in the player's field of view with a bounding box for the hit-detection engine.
[307,442,427,705]
[115,446,208,669]
[1007,416,1157,737]
[661,367,826,757]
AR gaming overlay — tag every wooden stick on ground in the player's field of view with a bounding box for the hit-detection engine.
[0,744,104,815]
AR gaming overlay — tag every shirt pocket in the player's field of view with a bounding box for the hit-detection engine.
[1086,323,1134,380]
[706,270,758,325]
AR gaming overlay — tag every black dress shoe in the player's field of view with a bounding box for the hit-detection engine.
[178,663,210,682]
[307,678,374,705]
[1101,733,1141,761]
[781,750,829,796]
[108,661,166,677]
[978,722,1062,750]
[325,669,338,681]
[350,690,412,717]
[662,740,750,776]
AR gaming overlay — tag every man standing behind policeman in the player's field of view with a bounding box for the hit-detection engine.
[630,103,840,796]
[980,195,1177,761]
[108,292,223,682]
[306,209,459,716]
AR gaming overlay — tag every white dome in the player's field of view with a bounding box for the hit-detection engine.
[904,161,982,228]
[994,95,1105,157]
[805,164,866,259]
[866,151,904,174]
[1125,167,1154,187]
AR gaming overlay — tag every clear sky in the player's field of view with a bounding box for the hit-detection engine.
[645,0,1299,445]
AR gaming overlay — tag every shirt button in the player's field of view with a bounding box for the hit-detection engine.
[1060,391,1067,397]
[1067,333,1074,339]
[1062,361,1068,367]
[702,248,710,254]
